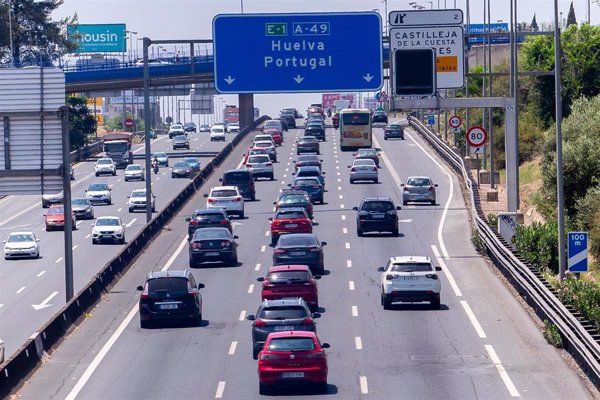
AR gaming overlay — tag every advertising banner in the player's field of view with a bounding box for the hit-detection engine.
[68,24,127,53]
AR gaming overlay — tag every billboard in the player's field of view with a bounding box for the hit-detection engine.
[68,24,127,53]
[364,97,377,110]
[465,23,509,44]
[321,93,357,109]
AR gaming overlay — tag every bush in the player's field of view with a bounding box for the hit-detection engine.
[550,274,600,331]
[514,220,559,273]
[487,213,498,228]
[543,319,563,348]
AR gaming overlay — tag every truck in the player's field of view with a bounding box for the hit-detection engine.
[102,132,133,168]
[334,99,351,112]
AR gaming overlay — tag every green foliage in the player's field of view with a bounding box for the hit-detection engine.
[567,1,577,27]
[66,96,96,151]
[542,319,563,348]
[105,113,144,132]
[471,231,487,254]
[575,189,600,260]
[551,275,600,331]
[514,220,559,273]
[487,213,498,228]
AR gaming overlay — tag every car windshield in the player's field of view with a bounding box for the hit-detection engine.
[279,235,317,247]
[342,113,370,125]
[96,218,120,226]
[276,210,307,219]
[127,165,142,171]
[174,162,190,168]
[361,201,394,212]
[268,271,310,283]
[72,198,90,205]
[298,155,319,162]
[47,207,64,215]
[299,137,317,143]
[267,337,316,352]
[97,159,112,165]
[171,124,183,130]
[407,178,432,186]
[249,149,266,155]
[387,125,402,131]
[212,127,224,133]
[307,125,322,129]
[174,136,187,141]
[259,306,308,320]
[131,191,146,198]
[193,229,231,240]
[224,172,252,184]
[279,195,307,204]
[7,233,34,242]
[254,136,272,141]
[211,189,238,197]
[353,159,375,166]
[294,178,320,186]
[248,156,270,164]
[88,184,109,191]
[390,262,433,272]
[184,158,199,165]
[147,277,188,294]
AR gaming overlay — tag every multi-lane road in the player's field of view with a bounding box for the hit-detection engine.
[15,121,597,399]
[0,131,228,357]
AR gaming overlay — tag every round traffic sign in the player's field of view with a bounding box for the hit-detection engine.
[123,118,135,129]
[165,116,173,124]
[466,126,488,147]
[449,115,462,128]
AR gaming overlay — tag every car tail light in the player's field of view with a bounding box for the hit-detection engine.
[386,274,398,280]
[306,351,326,359]
[301,317,314,326]
[232,197,242,202]
[260,353,283,361]
[309,246,321,253]
[140,284,149,300]
[191,241,202,249]
[274,248,287,254]
[220,219,229,225]
[426,274,439,280]
[221,241,231,247]
[208,198,217,203]
[254,319,267,327]
[429,186,435,192]
[190,220,199,225]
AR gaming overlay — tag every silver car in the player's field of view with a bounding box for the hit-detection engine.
[124,164,145,181]
[348,159,378,184]
[402,176,438,205]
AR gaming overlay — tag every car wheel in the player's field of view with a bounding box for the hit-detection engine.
[402,200,407,206]
[357,227,364,237]
[431,199,436,205]
[231,254,238,266]
[45,225,52,232]
[140,318,151,329]
[92,239,97,245]
[128,207,133,213]
[251,195,256,201]
[253,348,260,360]
[269,174,274,181]
[374,178,378,183]
[124,178,128,182]
[318,382,328,394]
[384,137,388,140]
[349,179,354,184]
[120,237,126,244]
[392,227,399,237]
[152,207,156,213]
[259,383,269,395]
[113,171,116,176]
[239,210,245,219]
[431,295,441,310]
[383,294,392,310]
[95,172,99,177]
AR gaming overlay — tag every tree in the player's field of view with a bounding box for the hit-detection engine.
[0,0,77,66]
[567,1,577,27]
[66,96,96,151]
[531,14,539,32]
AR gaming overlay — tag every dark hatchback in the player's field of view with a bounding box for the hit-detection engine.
[274,190,314,219]
[293,154,322,171]
[184,122,197,132]
[136,270,204,328]
[354,197,401,237]
[296,136,320,155]
[172,135,190,150]
[220,169,256,201]
[305,124,325,141]
[384,124,405,140]
[279,112,296,128]
[186,209,232,239]
[247,298,319,359]
[290,177,324,204]
[372,111,388,124]
[171,161,194,178]
[272,233,327,273]
[189,227,238,267]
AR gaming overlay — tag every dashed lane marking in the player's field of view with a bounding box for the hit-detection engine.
[485,345,520,397]
[239,310,246,321]
[248,284,254,294]
[255,263,261,271]
[352,305,358,316]
[37,271,46,277]
[260,245,266,252]
[349,281,355,290]
[341,215,346,220]
[55,257,63,263]
[461,300,487,338]
[347,260,352,268]
[16,286,25,294]
[359,376,369,394]
[355,336,363,350]
[215,381,226,399]
[228,341,238,355]
[343,227,347,234]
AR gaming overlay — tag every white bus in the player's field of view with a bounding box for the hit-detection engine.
[339,109,372,151]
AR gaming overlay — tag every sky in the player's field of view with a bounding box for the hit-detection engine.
[52,0,600,120]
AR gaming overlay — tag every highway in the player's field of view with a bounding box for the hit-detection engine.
[0,131,228,357]
[16,121,596,399]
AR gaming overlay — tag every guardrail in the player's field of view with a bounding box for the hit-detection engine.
[408,116,600,389]
[69,141,103,163]
[0,116,270,397]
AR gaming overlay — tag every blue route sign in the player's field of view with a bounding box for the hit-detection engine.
[213,12,383,94]
[568,231,588,273]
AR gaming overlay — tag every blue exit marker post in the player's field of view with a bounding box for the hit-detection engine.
[213,12,383,93]
[568,231,588,273]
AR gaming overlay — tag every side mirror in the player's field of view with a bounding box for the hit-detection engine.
[1,240,5,243]
[268,243,275,248]
[435,266,442,272]
[292,160,297,163]
[352,206,359,211]
[377,267,385,272]
[347,165,351,168]
[246,315,256,321]
[291,172,296,176]
[352,153,356,156]
[127,196,130,199]
[314,275,322,280]
[321,343,331,349]
[434,184,439,187]
[320,160,323,162]
[233,235,239,239]
[312,312,321,319]
[197,283,205,289]
[219,178,223,182]
[256,277,265,282]
[268,217,273,221]
[43,214,47,217]
[396,206,402,210]
[287,183,292,187]
[136,285,144,291]
[400,183,405,186]
[90,223,95,227]
[185,217,191,222]
[203,194,209,198]
[272,201,277,205]
[36,239,40,242]
[84,190,88,192]
[321,241,327,246]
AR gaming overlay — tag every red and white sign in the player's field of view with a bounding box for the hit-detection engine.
[449,115,462,128]
[466,126,488,147]
[123,118,135,129]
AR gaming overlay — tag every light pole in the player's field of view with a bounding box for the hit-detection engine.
[427,1,433,9]
[4,0,14,67]
[240,0,244,13]
[125,30,137,63]
[136,38,144,60]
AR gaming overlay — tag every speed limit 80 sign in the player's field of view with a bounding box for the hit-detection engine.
[466,126,488,147]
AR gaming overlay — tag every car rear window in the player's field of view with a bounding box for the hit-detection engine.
[224,171,252,184]
[47,207,64,215]
[194,212,224,221]
[268,271,310,283]
[88,184,108,191]
[259,306,309,319]
[361,201,394,212]
[358,149,377,156]
[279,235,317,247]
[297,155,319,162]
[211,189,238,197]
[267,338,316,352]
[299,137,317,143]
[147,277,188,293]
[193,229,231,240]
[254,142,271,148]
[279,195,307,204]
[276,210,307,219]
[297,170,319,177]
[353,159,375,166]
[294,178,320,186]
[248,156,270,164]
[407,178,431,186]
[390,262,433,272]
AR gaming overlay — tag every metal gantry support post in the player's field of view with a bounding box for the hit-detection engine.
[59,105,74,301]
[143,38,153,223]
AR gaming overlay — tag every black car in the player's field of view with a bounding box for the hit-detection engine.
[272,233,327,273]
[274,190,314,219]
[372,111,388,124]
[297,136,320,155]
[186,209,232,239]
[279,112,296,128]
[305,124,325,141]
[353,197,401,237]
[189,227,238,267]
[277,117,289,131]
[247,298,319,359]
[171,161,194,178]
[136,269,204,328]
[293,155,323,171]
[183,122,197,133]
[220,169,256,201]
[384,124,405,140]
[173,135,190,150]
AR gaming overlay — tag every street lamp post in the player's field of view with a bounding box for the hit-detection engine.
[4,0,14,66]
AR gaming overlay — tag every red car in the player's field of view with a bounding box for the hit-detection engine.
[258,265,320,309]
[264,128,283,146]
[44,204,76,231]
[243,147,268,164]
[258,331,330,395]
[269,208,312,245]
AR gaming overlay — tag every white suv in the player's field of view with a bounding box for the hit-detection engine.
[245,154,274,180]
[204,186,245,218]
[95,158,116,176]
[378,256,442,309]
[85,183,112,205]
[168,123,185,139]
[210,125,226,141]
[91,216,126,244]
[127,189,155,213]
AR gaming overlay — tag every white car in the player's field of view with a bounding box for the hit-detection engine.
[210,125,226,141]
[85,183,112,205]
[349,159,378,184]
[245,154,274,180]
[227,122,240,133]
[253,140,277,162]
[92,216,126,244]
[95,158,116,176]
[168,123,186,139]
[253,134,276,146]
[3,231,40,259]
[127,189,156,213]
[124,164,145,181]
[204,186,245,218]
[378,256,442,309]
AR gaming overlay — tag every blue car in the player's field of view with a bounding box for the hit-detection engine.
[293,166,325,189]
[289,177,324,204]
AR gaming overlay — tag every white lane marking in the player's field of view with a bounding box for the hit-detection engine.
[336,166,339,169]
[342,227,348,234]
[239,310,247,321]
[460,300,487,338]
[285,167,289,172]
[0,304,3,309]
[16,286,26,294]
[265,231,269,236]
[260,245,266,252]
[287,162,291,166]
[338,186,342,191]
[85,234,91,239]
[117,208,122,212]
[341,215,346,220]
[72,245,78,251]
[255,263,261,271]
[0,195,13,205]
[335,160,339,163]
[340,204,345,209]
[339,195,343,199]
[338,178,341,182]
[281,180,285,185]
[283,174,287,178]
[485,345,520,397]
[345,242,350,249]
[55,257,63,263]
[349,281,355,291]
[65,237,189,400]
[431,245,462,297]
[126,218,137,227]
[248,284,254,294]
[355,336,363,350]
[37,270,46,277]
[215,381,226,399]
[352,306,358,317]
[359,376,369,394]
[347,260,352,268]
[76,221,82,227]
[0,202,40,228]
[337,172,341,176]
[228,341,238,355]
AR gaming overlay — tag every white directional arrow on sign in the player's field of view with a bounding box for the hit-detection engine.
[224,76,236,84]
[293,75,305,84]
[363,73,374,82]
[32,291,59,310]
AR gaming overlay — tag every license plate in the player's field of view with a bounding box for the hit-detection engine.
[205,251,219,256]
[275,325,295,331]
[285,224,298,228]
[403,276,419,281]
[282,372,304,378]
[102,235,112,238]
[158,304,178,310]
[290,251,305,256]
[372,214,385,219]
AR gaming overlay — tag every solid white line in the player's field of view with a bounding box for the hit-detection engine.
[352,306,358,317]
[341,215,346,220]
[260,245,266,252]
[359,376,369,394]
[347,260,352,268]
[65,237,189,400]
[431,245,462,297]
[16,286,26,294]
[342,227,348,234]
[255,263,261,271]
[0,201,40,227]
[355,336,363,350]
[37,270,46,277]
[215,381,226,399]
[349,281,355,291]
[485,345,520,397]
[248,284,254,294]
[55,257,63,263]
[239,310,246,321]
[228,341,238,355]
[460,300,487,338]
[345,242,350,249]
